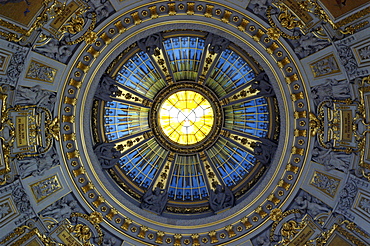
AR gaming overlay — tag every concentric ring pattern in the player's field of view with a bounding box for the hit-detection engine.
[94,32,279,217]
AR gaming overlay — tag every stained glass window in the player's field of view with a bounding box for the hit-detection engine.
[168,155,208,201]
[116,51,166,99]
[206,49,255,97]
[99,33,278,217]
[104,101,149,141]
[119,138,167,189]
[159,90,214,145]
[207,137,255,187]
[224,97,269,137]
[163,37,205,82]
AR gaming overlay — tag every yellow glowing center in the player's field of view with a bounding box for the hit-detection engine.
[159,90,214,145]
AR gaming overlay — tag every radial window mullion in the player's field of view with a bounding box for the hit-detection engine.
[116,51,165,98]
[206,49,255,97]
[208,138,255,187]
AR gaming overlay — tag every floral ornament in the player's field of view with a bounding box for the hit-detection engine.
[270,208,283,221]
[70,211,104,245]
[72,224,92,242]
[89,211,103,224]
[267,27,281,40]
[280,220,304,244]
[84,31,98,45]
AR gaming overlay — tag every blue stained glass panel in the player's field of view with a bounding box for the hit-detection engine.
[116,51,166,99]
[206,49,255,97]
[224,97,269,137]
[119,139,167,189]
[207,137,255,187]
[168,155,208,201]
[163,37,205,82]
[104,101,149,141]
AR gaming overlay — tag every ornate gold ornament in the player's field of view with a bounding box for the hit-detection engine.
[280,220,305,244]
[0,224,62,246]
[60,12,85,34]
[47,1,91,40]
[298,0,369,34]
[270,208,283,221]
[47,117,60,141]
[0,88,59,183]
[353,75,370,180]
[309,112,321,137]
[266,5,301,40]
[83,31,98,45]
[267,27,281,40]
[278,5,304,30]
[305,220,369,246]
[269,209,302,242]
[69,211,104,245]
[72,224,92,242]
[312,99,362,154]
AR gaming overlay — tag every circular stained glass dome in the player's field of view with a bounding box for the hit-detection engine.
[159,90,214,145]
[92,31,280,218]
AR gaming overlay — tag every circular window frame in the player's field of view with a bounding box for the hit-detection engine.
[150,82,223,154]
[158,90,215,145]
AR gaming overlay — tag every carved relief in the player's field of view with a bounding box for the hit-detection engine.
[359,197,370,214]
[253,231,271,246]
[94,74,119,102]
[141,187,168,215]
[310,171,341,197]
[86,0,113,23]
[30,175,62,203]
[137,33,163,56]
[15,85,56,111]
[293,191,330,217]
[336,43,358,77]
[34,39,73,63]
[252,138,277,165]
[209,185,234,213]
[251,72,275,97]
[294,33,329,58]
[311,79,351,106]
[0,49,11,75]
[6,51,26,85]
[205,33,230,54]
[352,191,370,222]
[94,142,122,169]
[17,148,60,178]
[310,55,340,78]
[25,60,57,83]
[358,45,370,61]
[0,196,17,227]
[39,196,78,222]
[12,185,34,221]
[311,146,351,172]
[336,179,357,217]
[248,0,268,15]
